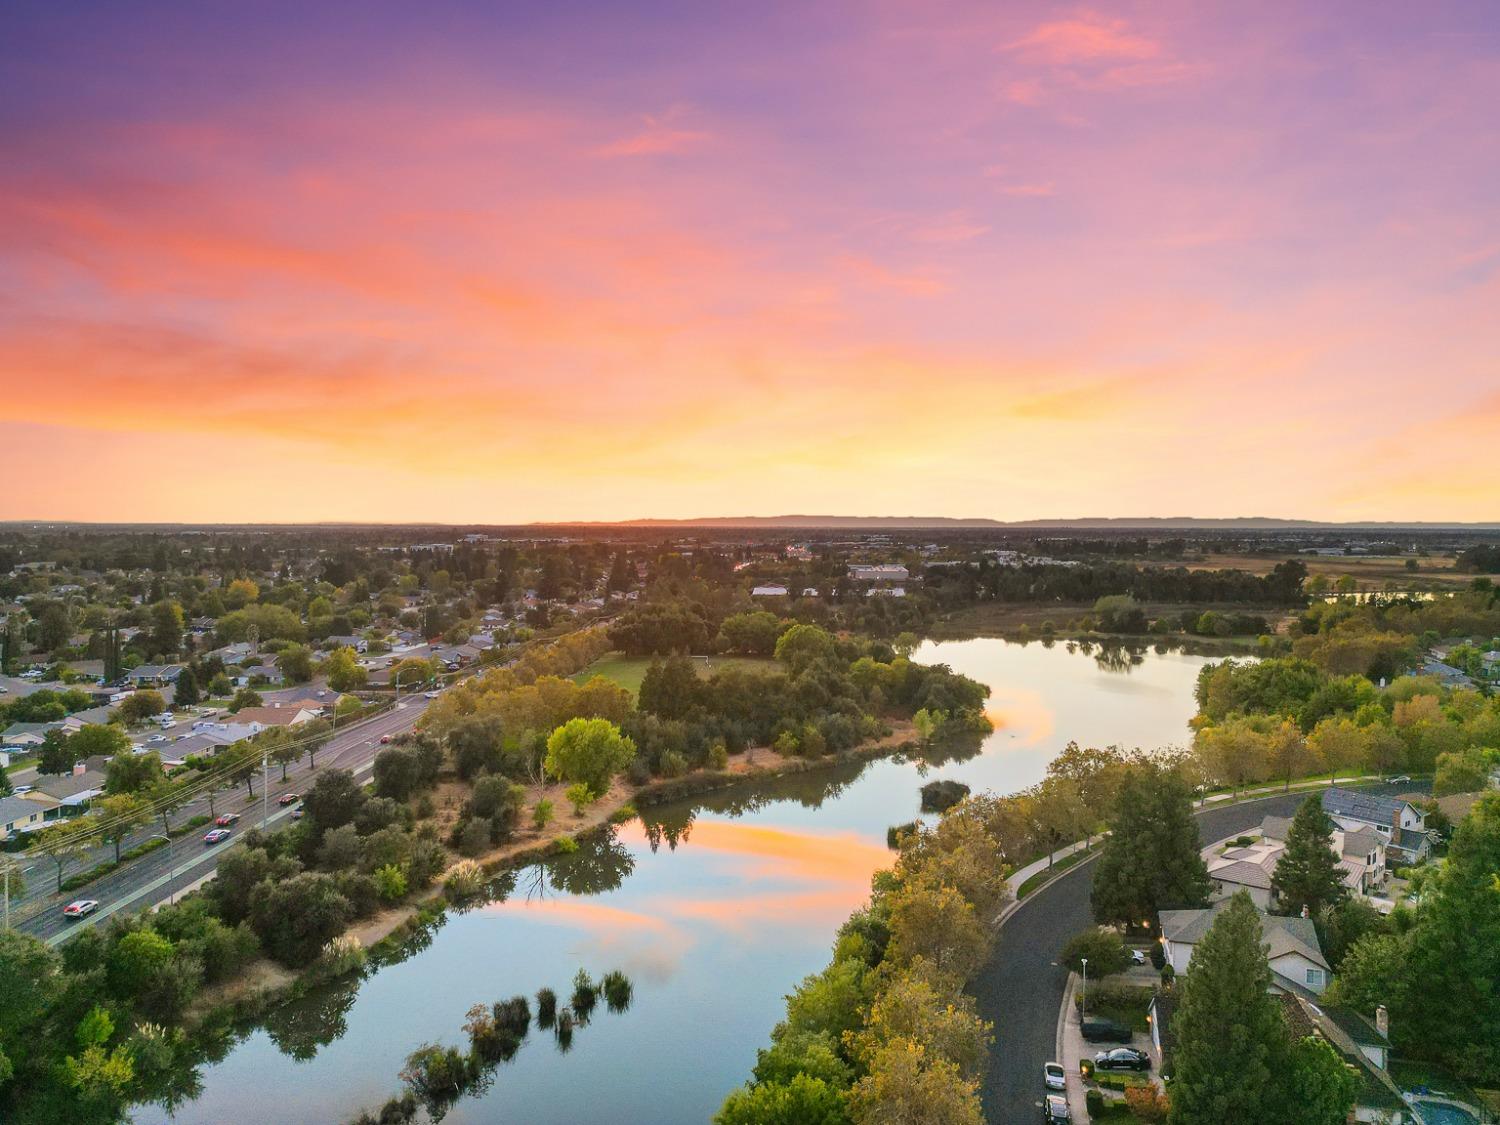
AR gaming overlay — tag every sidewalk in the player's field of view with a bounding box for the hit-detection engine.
[1057,971,1091,1122]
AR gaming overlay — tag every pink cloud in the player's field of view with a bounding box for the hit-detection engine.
[1004,12,1160,65]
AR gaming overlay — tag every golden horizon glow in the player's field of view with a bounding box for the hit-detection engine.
[3,3,1499,522]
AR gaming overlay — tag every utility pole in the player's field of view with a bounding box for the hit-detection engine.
[261,749,269,829]
[3,865,10,930]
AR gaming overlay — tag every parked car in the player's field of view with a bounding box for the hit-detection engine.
[1130,948,1147,965]
[215,813,240,827]
[63,899,99,919]
[1386,774,1412,785]
[424,690,441,699]
[1043,1062,1066,1090]
[279,792,299,806]
[203,828,232,845]
[1081,1017,1133,1043]
[1043,1093,1071,1123]
[1095,1048,1151,1072]
[291,808,304,819]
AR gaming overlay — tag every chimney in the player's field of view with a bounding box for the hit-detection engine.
[1392,809,1401,832]
[1375,1005,1389,1038]
[73,761,86,776]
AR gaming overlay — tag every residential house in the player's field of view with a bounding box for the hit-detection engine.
[1278,995,1416,1123]
[322,634,368,653]
[235,664,285,687]
[0,794,49,841]
[1251,815,1388,898]
[30,768,107,809]
[2,721,61,751]
[227,705,322,729]
[126,664,185,688]
[1159,901,1332,997]
[751,585,789,597]
[60,706,117,731]
[1321,788,1431,866]
[208,641,256,663]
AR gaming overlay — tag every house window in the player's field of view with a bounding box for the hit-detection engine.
[1306,968,1324,987]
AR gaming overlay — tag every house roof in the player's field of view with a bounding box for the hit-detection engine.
[0,794,46,827]
[1159,901,1329,970]
[1321,787,1414,826]
[1278,995,1405,1112]
[1388,827,1429,855]
[127,664,184,680]
[1208,857,1276,890]
[228,705,315,727]
[1260,815,1293,842]
[35,770,106,800]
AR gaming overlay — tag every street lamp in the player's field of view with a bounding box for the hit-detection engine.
[1080,957,1088,1019]
[149,834,182,907]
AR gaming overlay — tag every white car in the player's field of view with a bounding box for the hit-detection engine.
[63,899,99,919]
[146,734,169,744]
[1044,1062,1066,1091]
[1130,948,1147,966]
[424,690,441,699]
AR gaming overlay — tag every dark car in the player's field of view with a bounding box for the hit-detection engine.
[1042,1093,1071,1123]
[1095,1048,1151,1071]
[1081,1017,1133,1043]
[279,792,299,806]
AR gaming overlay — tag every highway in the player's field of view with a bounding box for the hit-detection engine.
[973,784,1430,1124]
[10,698,429,943]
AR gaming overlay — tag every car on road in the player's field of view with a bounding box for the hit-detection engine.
[63,899,99,919]
[1094,1048,1151,1071]
[279,792,300,806]
[291,807,304,819]
[1386,774,1412,784]
[203,828,232,845]
[380,735,392,744]
[424,690,441,699]
[215,813,241,827]
[146,734,169,744]
[1081,1017,1134,1043]
[1043,1062,1066,1090]
[1043,1093,1071,1123]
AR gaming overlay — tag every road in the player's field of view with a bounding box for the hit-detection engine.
[974,784,1430,1124]
[12,698,429,943]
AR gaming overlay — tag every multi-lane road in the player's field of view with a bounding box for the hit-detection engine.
[974,783,1430,1124]
[13,698,429,943]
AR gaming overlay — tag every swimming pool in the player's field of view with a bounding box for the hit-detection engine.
[1412,1098,1482,1125]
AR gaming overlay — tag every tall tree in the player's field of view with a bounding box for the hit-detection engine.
[1092,764,1211,929]
[1271,795,1347,917]
[1168,892,1290,1125]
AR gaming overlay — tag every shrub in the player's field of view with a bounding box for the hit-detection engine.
[601,969,633,1012]
[609,803,638,825]
[1125,1085,1169,1122]
[1060,926,1131,977]
[532,798,555,832]
[571,969,597,1018]
[373,863,408,902]
[920,779,971,813]
[554,835,579,854]
[443,860,484,899]
[565,782,595,817]
[536,987,558,1029]
[318,934,367,978]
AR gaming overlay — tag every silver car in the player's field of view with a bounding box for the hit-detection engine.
[1043,1062,1066,1090]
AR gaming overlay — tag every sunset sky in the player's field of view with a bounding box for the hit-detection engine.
[3,1,1498,523]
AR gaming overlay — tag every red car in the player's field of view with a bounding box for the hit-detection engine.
[379,734,392,744]
[215,813,240,827]
[279,792,299,806]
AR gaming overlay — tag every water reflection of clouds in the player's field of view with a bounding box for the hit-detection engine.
[984,687,1055,747]
[479,821,892,978]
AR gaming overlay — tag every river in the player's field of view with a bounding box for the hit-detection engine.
[135,637,1221,1124]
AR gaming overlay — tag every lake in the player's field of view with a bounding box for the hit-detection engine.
[136,637,1219,1125]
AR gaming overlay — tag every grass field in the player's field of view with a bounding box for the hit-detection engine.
[1194,552,1469,589]
[573,652,779,696]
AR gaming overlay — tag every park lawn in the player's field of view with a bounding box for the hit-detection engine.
[572,652,779,697]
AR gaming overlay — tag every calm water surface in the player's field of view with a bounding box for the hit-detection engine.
[137,638,1216,1125]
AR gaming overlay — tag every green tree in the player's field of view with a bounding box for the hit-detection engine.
[96,793,151,862]
[774,623,837,671]
[716,1074,849,1125]
[69,722,131,763]
[323,646,368,693]
[1168,893,1289,1125]
[173,664,201,705]
[275,644,315,684]
[391,657,435,691]
[1271,795,1346,917]
[229,687,263,712]
[149,600,185,656]
[846,1038,982,1125]
[107,928,175,997]
[565,782,595,818]
[1433,748,1491,797]
[116,690,166,724]
[544,717,636,795]
[638,654,701,720]
[1059,926,1131,976]
[1092,765,1211,929]
[105,749,165,794]
[35,817,94,891]
[1286,1035,1357,1125]
[36,728,76,775]
[532,797,555,832]
[250,872,353,966]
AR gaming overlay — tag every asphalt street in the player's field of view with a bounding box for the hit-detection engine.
[973,783,1430,1124]
[12,698,428,943]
